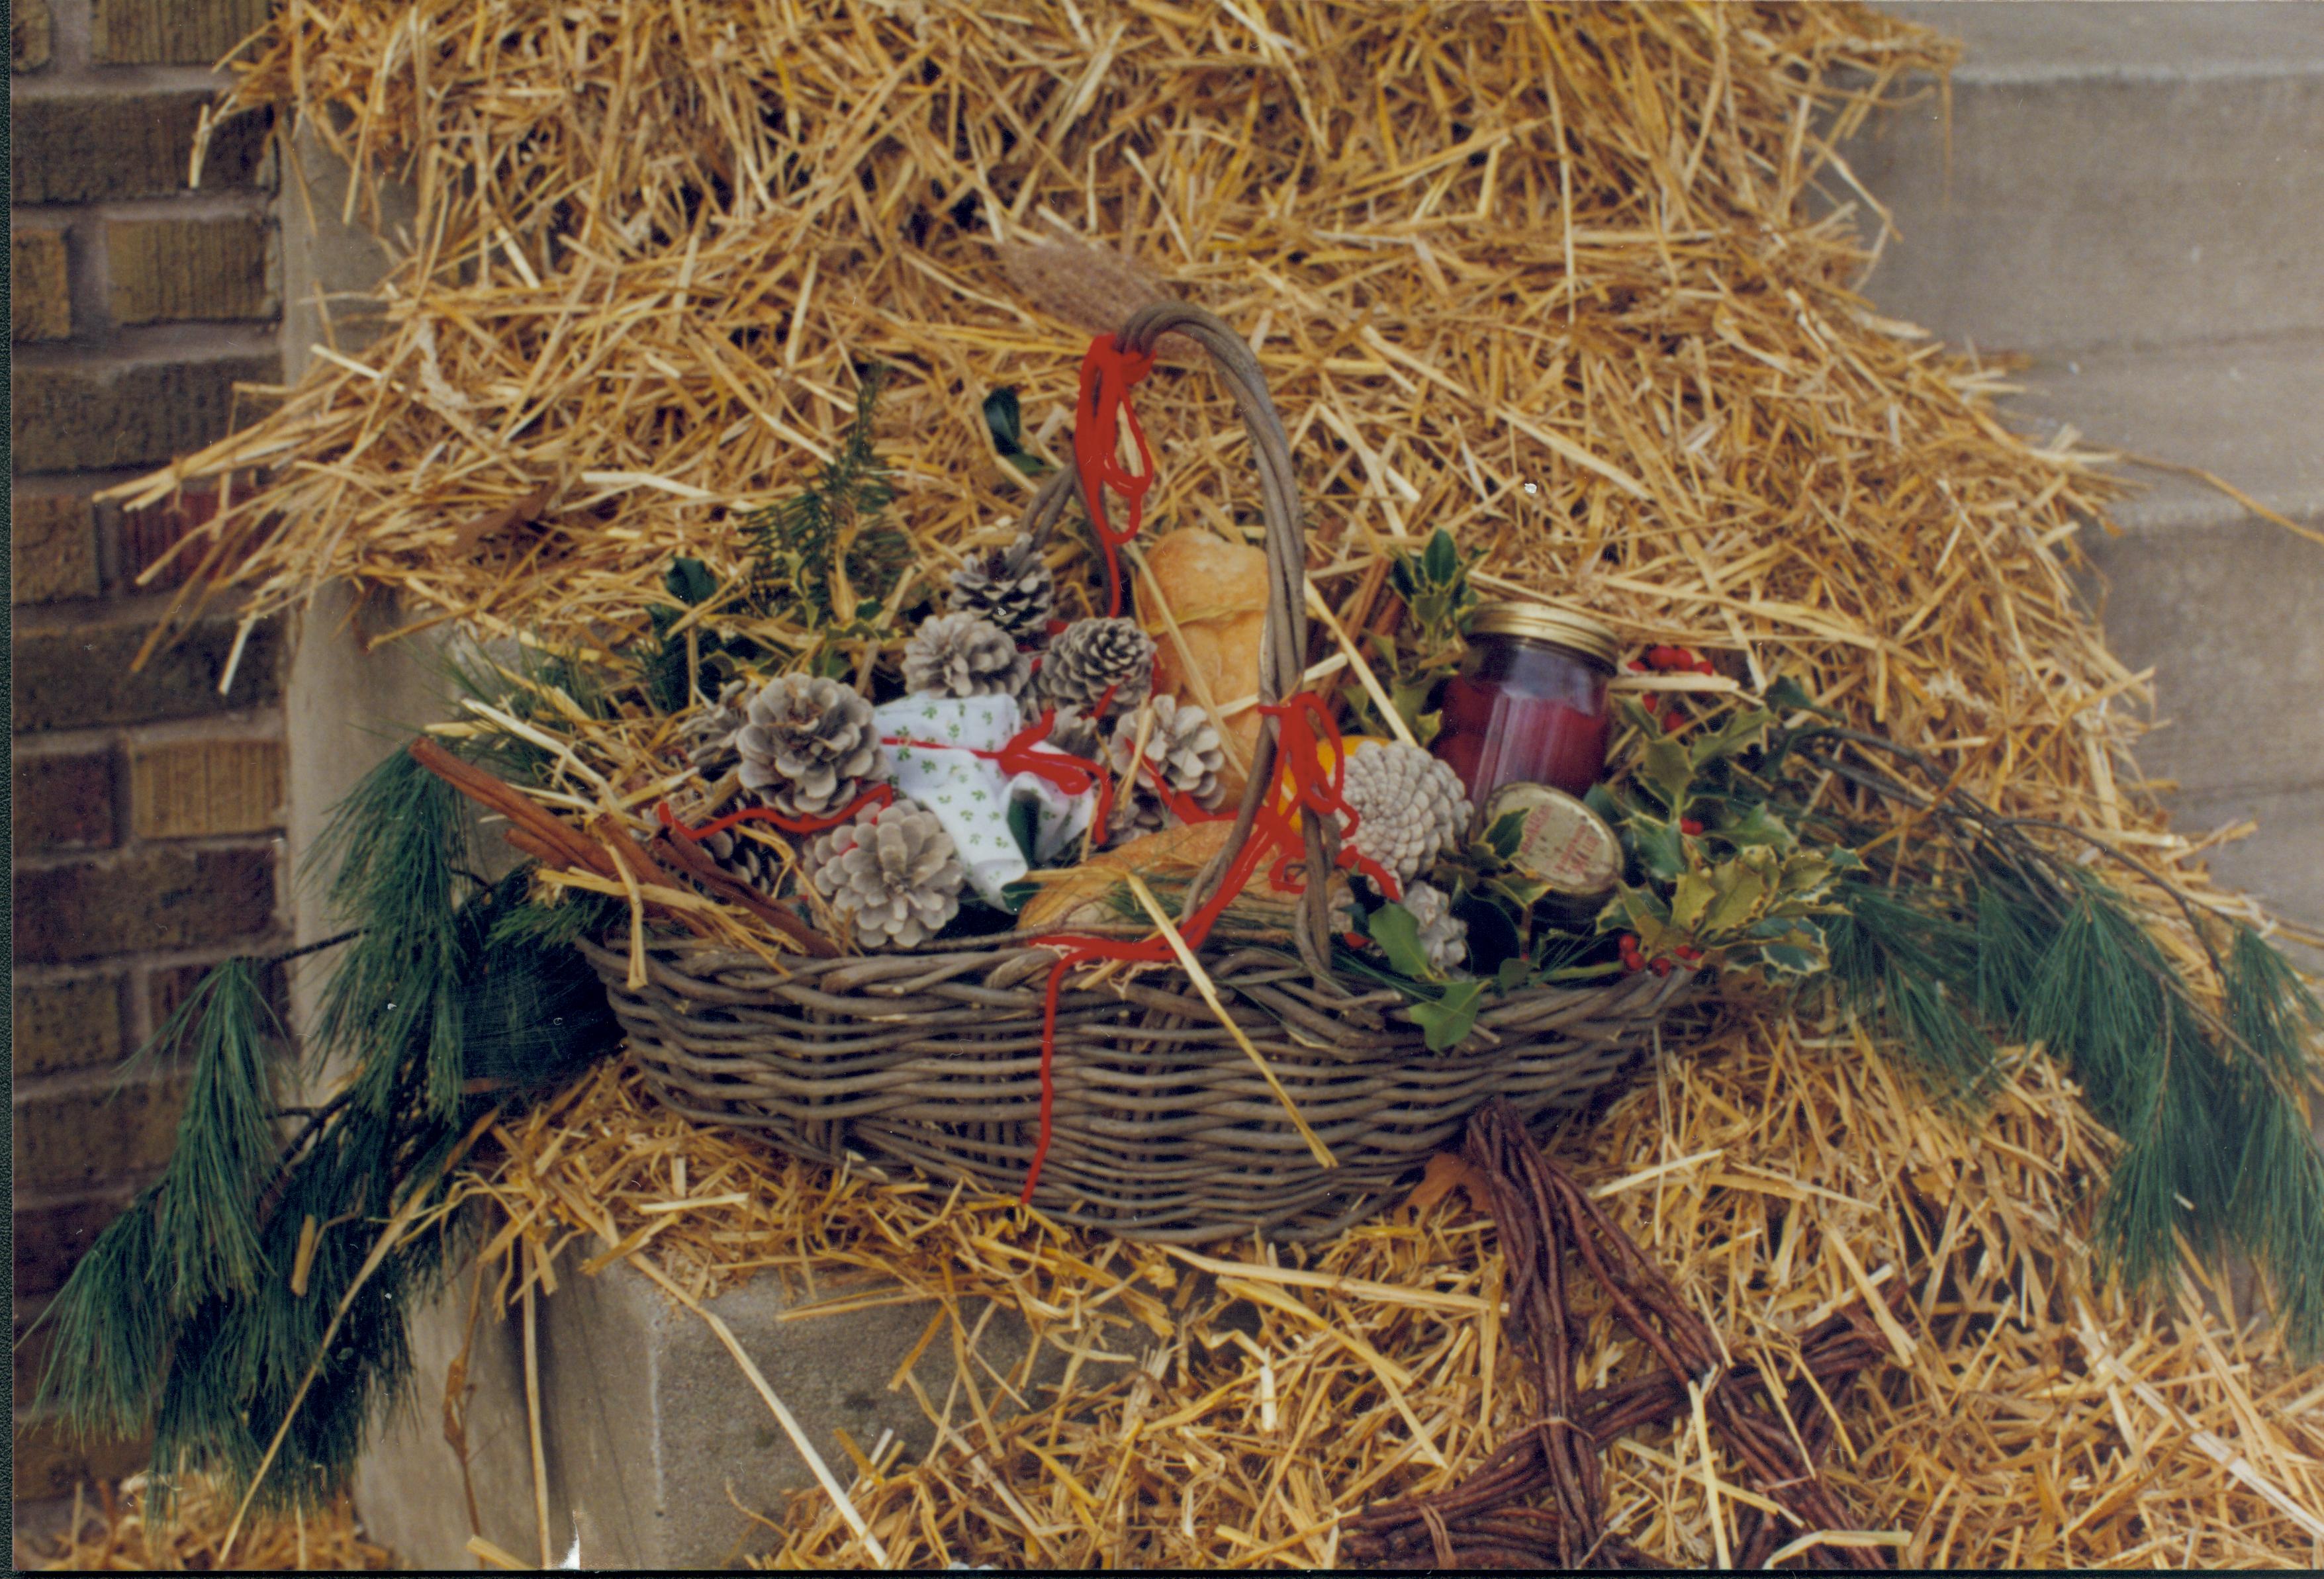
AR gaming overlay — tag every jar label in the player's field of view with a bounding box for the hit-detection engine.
[1484,784,1620,895]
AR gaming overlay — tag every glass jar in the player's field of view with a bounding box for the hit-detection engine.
[1431,602,1619,806]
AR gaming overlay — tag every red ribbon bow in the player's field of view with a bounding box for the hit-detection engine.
[1073,334,1157,620]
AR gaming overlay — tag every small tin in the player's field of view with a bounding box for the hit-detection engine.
[1480,782,1622,916]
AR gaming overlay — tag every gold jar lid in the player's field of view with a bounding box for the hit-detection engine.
[1469,602,1620,667]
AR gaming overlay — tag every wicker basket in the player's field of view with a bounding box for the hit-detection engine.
[586,302,1697,1242]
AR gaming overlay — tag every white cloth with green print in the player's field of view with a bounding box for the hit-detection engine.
[872,694,1097,905]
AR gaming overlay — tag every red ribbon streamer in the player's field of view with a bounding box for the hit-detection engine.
[657,781,893,842]
[1073,334,1157,619]
[880,711,1118,838]
[1017,691,1397,1204]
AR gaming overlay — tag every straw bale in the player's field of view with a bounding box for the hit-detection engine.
[81,0,2324,1568]
[21,1474,391,1571]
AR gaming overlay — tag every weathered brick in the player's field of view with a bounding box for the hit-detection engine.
[93,0,271,66]
[130,737,283,839]
[12,976,127,1080]
[13,1073,191,1194]
[14,1193,142,1301]
[10,494,101,604]
[11,226,70,341]
[14,846,277,965]
[148,955,289,1032]
[107,214,274,325]
[13,749,120,854]
[120,486,254,590]
[9,93,272,204]
[11,353,282,474]
[12,0,53,71]
[13,616,286,732]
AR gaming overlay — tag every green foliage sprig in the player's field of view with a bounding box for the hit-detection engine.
[1350,528,1481,745]
[27,747,625,1515]
[740,366,911,645]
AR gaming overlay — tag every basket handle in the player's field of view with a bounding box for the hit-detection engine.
[1018,302,1342,982]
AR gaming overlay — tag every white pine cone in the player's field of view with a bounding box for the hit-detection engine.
[806,798,964,949]
[680,679,753,779]
[1342,743,1471,885]
[947,532,1054,639]
[734,674,886,819]
[1026,701,1103,762]
[903,611,1031,699]
[1037,617,1154,717]
[1105,697,1226,835]
[1402,880,1470,973]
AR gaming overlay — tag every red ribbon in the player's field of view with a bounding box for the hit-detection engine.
[1016,691,1398,1204]
[1073,334,1157,619]
[657,782,893,842]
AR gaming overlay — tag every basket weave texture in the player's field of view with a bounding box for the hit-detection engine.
[588,302,1697,1241]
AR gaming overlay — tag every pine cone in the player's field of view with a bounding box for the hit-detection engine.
[947,533,1054,639]
[1028,702,1103,762]
[806,798,964,949]
[1402,881,1470,973]
[1038,617,1154,717]
[903,611,1030,699]
[734,674,886,819]
[1105,697,1227,835]
[701,819,786,896]
[1342,743,1471,885]
[680,679,753,779]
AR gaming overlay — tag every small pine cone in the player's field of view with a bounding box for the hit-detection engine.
[1402,881,1470,973]
[806,798,964,949]
[947,533,1054,639]
[1038,617,1154,717]
[1106,697,1226,834]
[701,819,786,897]
[903,611,1030,699]
[1023,700,1103,762]
[734,674,886,819]
[1342,743,1471,885]
[680,679,753,779]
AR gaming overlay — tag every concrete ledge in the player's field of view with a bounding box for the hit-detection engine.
[354,1250,1136,1570]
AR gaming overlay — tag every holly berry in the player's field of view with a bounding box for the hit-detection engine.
[1663,709,1685,733]
[1650,958,1673,977]
[1675,944,1703,963]
[1680,817,1704,836]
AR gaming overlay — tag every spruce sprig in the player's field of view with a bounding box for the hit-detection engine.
[739,365,906,633]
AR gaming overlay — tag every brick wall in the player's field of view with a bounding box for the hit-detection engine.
[11,0,290,1505]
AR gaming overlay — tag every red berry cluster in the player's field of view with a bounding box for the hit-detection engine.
[1628,645,1717,732]
[1619,932,1705,977]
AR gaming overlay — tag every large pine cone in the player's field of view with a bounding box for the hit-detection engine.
[1342,743,1471,885]
[1105,696,1227,835]
[805,798,964,949]
[903,611,1030,699]
[733,674,886,819]
[947,532,1054,639]
[1037,617,1154,717]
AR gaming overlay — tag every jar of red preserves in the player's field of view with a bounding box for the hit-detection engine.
[1431,602,1620,807]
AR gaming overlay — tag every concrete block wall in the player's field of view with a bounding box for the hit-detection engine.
[9,0,292,1506]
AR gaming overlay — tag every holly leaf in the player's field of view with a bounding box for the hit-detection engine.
[1763,674,1832,717]
[1583,782,1622,827]
[665,555,718,606]
[1629,818,1687,883]
[1479,809,1526,865]
[1688,707,1773,770]
[1702,862,1770,932]
[1410,978,1487,1051]
[1005,795,1038,865]
[1495,956,1532,994]
[1366,903,1436,980]
[1669,871,1716,932]
[983,387,1025,454]
[1423,527,1458,585]
[1716,801,1797,852]
[1640,738,1695,813]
